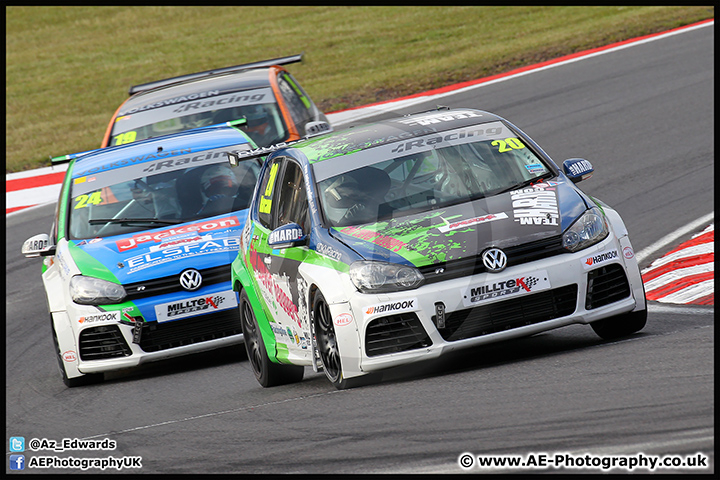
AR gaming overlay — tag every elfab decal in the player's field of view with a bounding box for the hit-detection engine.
[364,298,417,318]
[78,311,121,324]
[116,215,241,251]
[154,290,237,322]
[583,249,620,270]
[437,212,508,233]
[333,313,353,327]
[463,270,551,306]
[510,184,559,226]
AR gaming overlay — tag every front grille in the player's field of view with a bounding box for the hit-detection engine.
[124,265,230,302]
[419,235,566,284]
[365,313,432,357]
[434,284,578,342]
[586,264,630,309]
[137,308,242,353]
[79,325,132,360]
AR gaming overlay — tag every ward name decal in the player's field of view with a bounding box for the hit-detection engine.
[340,226,407,252]
[116,216,241,251]
[438,212,508,233]
[269,227,303,245]
[583,248,619,270]
[510,183,559,226]
[463,270,551,306]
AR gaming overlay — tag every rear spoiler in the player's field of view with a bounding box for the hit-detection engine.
[128,53,304,96]
[226,120,332,166]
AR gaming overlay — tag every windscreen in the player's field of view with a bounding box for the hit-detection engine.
[68,148,261,240]
[110,88,287,148]
[316,121,554,228]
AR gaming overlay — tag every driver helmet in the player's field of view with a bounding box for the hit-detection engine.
[201,165,239,198]
[244,105,270,134]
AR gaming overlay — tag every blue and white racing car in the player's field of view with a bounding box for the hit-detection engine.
[21,119,328,387]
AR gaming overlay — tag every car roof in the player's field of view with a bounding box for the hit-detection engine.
[70,124,252,178]
[294,108,505,163]
[116,68,276,117]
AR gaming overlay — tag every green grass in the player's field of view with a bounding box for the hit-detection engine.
[5,6,713,173]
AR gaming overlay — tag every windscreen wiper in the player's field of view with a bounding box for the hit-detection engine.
[496,172,554,195]
[88,218,183,225]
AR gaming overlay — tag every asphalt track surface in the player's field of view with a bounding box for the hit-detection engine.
[5,24,714,474]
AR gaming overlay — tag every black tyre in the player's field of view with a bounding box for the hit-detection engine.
[51,319,102,388]
[591,308,647,340]
[239,290,304,387]
[313,290,379,389]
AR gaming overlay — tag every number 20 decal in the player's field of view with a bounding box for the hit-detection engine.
[492,137,526,152]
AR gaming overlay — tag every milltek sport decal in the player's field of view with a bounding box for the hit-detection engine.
[463,270,551,307]
[155,290,237,322]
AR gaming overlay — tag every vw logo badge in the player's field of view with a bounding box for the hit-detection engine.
[179,269,203,291]
[482,248,507,273]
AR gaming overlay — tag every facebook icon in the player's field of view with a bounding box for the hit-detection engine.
[9,454,25,471]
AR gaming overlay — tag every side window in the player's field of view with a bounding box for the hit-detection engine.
[256,157,284,229]
[274,161,309,233]
[276,73,313,133]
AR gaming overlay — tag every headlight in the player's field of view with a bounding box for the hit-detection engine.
[349,261,424,293]
[70,275,127,305]
[562,206,609,252]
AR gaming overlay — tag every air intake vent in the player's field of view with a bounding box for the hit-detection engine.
[586,264,631,309]
[79,325,132,360]
[365,313,432,357]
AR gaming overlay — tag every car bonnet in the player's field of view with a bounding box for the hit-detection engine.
[67,211,247,285]
[330,179,589,267]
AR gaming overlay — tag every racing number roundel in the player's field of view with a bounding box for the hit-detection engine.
[179,269,203,291]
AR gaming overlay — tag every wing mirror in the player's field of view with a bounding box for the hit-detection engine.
[268,223,307,249]
[304,121,332,138]
[22,233,56,258]
[563,158,594,184]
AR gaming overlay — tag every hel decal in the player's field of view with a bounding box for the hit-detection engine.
[333,313,353,327]
[62,351,77,362]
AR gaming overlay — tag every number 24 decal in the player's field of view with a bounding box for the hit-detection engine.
[74,191,103,209]
[492,137,526,152]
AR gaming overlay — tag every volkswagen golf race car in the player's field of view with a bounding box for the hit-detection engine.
[21,123,278,387]
[229,107,647,389]
[102,53,330,149]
